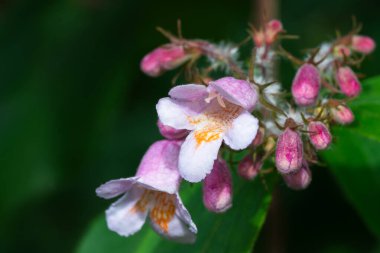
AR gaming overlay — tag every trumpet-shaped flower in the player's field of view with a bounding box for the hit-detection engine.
[157,77,259,182]
[96,140,197,243]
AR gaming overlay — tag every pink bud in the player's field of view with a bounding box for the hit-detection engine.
[352,35,376,54]
[265,19,283,45]
[283,161,312,190]
[251,127,265,147]
[253,30,265,48]
[203,158,232,213]
[336,67,361,97]
[237,154,262,180]
[308,121,332,150]
[291,63,321,106]
[140,45,189,77]
[157,120,189,140]
[331,104,354,124]
[275,128,303,174]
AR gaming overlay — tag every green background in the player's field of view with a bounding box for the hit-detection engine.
[1,0,380,252]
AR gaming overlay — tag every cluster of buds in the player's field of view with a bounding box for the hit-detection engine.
[96,19,375,243]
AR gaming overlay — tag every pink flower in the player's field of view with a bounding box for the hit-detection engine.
[96,140,197,243]
[331,104,354,124]
[237,154,262,180]
[157,120,189,140]
[203,158,232,213]
[140,44,190,77]
[282,161,312,190]
[308,121,332,150]
[351,35,376,54]
[275,128,303,174]
[336,66,361,97]
[291,64,321,106]
[156,77,259,182]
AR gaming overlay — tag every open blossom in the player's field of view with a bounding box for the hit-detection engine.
[283,160,312,190]
[331,104,354,124]
[203,158,232,213]
[351,35,376,54]
[140,44,190,77]
[308,121,332,150]
[275,127,303,174]
[157,77,259,182]
[291,63,321,106]
[96,140,197,243]
[336,66,361,97]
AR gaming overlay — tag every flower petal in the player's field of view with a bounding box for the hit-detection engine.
[224,111,259,150]
[96,177,138,199]
[105,187,148,237]
[179,131,224,182]
[149,193,197,244]
[169,84,208,101]
[136,140,182,194]
[209,77,258,111]
[156,98,206,130]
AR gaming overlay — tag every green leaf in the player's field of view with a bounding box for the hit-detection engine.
[322,76,380,238]
[76,173,276,253]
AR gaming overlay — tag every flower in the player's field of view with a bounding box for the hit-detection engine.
[275,127,303,174]
[282,160,312,190]
[96,140,197,243]
[308,121,332,150]
[140,44,190,77]
[351,35,376,54]
[291,63,321,106]
[203,158,232,213]
[156,77,259,182]
[336,66,361,97]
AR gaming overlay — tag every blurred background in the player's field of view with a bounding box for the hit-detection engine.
[0,0,379,252]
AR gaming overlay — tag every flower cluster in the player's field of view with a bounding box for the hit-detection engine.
[96,20,375,243]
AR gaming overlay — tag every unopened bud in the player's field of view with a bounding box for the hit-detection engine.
[157,120,189,140]
[203,158,232,213]
[238,154,262,180]
[275,128,303,174]
[308,121,332,150]
[352,35,376,54]
[336,67,361,97]
[252,127,265,147]
[331,104,354,124]
[140,45,190,77]
[283,161,312,190]
[291,63,321,106]
[265,19,283,45]
[253,30,265,48]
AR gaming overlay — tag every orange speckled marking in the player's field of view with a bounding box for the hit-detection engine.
[150,193,176,233]
[194,126,223,146]
[130,190,152,213]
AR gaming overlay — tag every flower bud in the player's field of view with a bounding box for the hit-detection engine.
[275,128,303,174]
[237,154,262,180]
[140,45,190,77]
[291,63,321,106]
[336,67,361,97]
[283,161,312,190]
[203,158,232,213]
[157,120,189,140]
[333,45,351,58]
[352,35,376,54]
[251,127,265,147]
[253,30,265,48]
[265,19,283,45]
[331,104,354,124]
[308,121,332,150]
